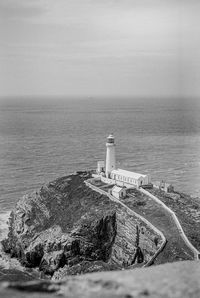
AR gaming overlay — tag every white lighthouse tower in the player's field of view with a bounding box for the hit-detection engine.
[105,134,116,178]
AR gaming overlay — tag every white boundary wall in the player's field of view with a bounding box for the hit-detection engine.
[101,176,115,184]
[139,188,200,260]
[85,179,167,267]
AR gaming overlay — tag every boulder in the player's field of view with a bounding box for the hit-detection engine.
[1,261,199,298]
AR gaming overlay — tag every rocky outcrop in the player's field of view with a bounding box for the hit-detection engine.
[1,261,199,298]
[2,172,162,278]
[109,206,162,268]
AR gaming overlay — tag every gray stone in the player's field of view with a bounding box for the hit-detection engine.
[1,261,200,298]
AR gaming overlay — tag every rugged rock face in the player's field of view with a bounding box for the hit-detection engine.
[2,172,118,276]
[2,172,162,278]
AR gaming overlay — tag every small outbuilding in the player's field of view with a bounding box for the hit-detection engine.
[154,181,174,193]
[163,183,174,193]
[96,161,105,175]
[111,185,126,199]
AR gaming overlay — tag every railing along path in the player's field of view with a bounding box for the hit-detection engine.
[85,179,167,267]
[139,188,200,260]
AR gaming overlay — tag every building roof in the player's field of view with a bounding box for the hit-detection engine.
[111,168,147,179]
[108,134,114,139]
[112,185,124,193]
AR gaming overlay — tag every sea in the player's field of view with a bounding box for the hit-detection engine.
[0,97,200,242]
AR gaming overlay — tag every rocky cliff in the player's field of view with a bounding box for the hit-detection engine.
[2,172,162,279]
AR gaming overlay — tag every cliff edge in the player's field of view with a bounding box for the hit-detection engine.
[2,172,161,279]
[2,172,120,276]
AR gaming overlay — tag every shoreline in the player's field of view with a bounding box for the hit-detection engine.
[1,171,200,278]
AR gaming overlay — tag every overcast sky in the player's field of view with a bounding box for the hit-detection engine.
[0,0,200,98]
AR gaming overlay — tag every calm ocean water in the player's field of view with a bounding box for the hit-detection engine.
[0,97,200,238]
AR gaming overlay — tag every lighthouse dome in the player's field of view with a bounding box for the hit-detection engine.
[107,134,115,144]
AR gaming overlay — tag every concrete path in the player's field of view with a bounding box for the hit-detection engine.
[85,179,167,267]
[85,178,200,263]
[139,188,200,260]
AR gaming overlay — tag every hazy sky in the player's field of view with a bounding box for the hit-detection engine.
[0,0,200,98]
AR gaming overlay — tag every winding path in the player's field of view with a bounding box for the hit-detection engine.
[85,179,167,267]
[139,188,200,260]
[85,178,200,265]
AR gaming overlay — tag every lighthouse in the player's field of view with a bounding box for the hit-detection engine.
[105,134,116,178]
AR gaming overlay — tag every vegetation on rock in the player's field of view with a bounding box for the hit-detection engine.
[1,172,164,279]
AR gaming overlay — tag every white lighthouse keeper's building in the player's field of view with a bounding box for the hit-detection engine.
[96,134,151,189]
[110,169,151,188]
[105,134,116,178]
